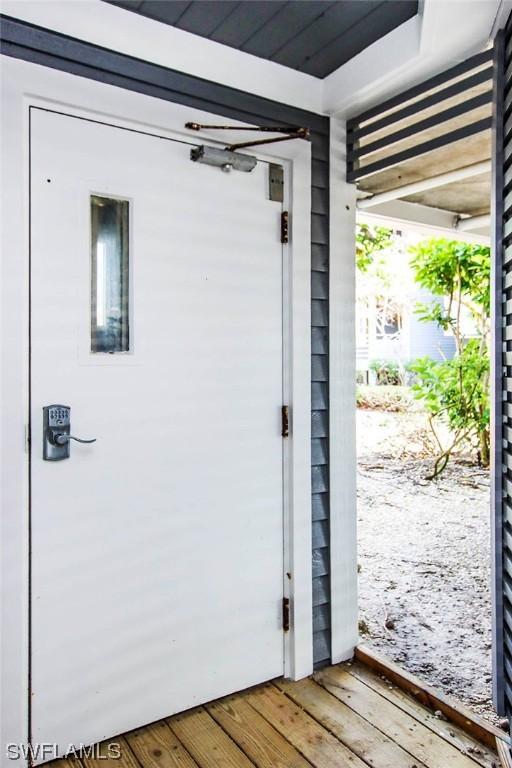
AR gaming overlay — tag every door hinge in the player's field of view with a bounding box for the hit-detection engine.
[281,405,289,438]
[281,211,289,244]
[282,597,290,632]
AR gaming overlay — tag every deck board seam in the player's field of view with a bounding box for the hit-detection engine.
[203,694,316,768]
[160,714,203,767]
[167,705,259,768]
[121,719,202,768]
[274,679,429,768]
[201,702,261,768]
[241,685,322,768]
[119,736,149,768]
[312,672,484,768]
[344,664,493,768]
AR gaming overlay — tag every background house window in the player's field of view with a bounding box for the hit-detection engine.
[375,299,402,339]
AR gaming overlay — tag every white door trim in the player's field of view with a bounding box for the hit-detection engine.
[328,117,359,663]
[0,56,312,764]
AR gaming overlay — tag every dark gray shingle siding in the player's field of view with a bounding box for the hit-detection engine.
[311,139,330,666]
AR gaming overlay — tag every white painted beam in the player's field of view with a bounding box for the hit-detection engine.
[357,161,491,209]
[358,199,490,244]
[457,213,491,231]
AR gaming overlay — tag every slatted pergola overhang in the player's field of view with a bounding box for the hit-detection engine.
[347,49,494,237]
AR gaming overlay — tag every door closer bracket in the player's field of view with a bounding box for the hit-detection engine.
[186,122,310,173]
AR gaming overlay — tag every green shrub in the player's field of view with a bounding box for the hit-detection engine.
[407,238,490,476]
[408,340,489,476]
[369,359,403,386]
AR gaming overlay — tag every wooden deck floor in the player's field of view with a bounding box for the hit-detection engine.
[56,660,501,768]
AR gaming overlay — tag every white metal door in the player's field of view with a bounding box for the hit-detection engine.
[30,108,284,753]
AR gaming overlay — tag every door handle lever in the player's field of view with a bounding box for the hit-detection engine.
[43,404,95,460]
[54,433,96,445]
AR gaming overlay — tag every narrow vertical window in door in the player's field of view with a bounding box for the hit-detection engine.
[90,195,130,353]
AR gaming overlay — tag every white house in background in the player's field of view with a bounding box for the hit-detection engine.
[356,287,457,380]
[3,1,512,765]
[356,231,457,380]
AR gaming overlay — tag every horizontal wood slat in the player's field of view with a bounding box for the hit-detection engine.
[347,48,492,129]
[347,47,492,181]
[348,118,492,182]
[349,90,491,162]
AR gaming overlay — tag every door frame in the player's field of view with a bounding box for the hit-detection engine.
[1,57,312,760]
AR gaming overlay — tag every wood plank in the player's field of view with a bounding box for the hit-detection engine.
[346,661,498,768]
[277,677,429,768]
[167,706,255,768]
[125,719,199,768]
[80,736,140,768]
[497,737,512,768]
[206,693,311,768]
[355,645,506,751]
[244,683,368,768]
[315,666,484,768]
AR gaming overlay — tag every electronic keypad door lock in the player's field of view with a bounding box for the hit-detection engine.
[43,404,96,461]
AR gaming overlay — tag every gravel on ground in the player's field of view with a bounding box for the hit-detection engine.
[357,408,496,724]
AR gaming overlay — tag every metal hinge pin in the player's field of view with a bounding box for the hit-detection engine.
[283,597,290,632]
[281,212,289,244]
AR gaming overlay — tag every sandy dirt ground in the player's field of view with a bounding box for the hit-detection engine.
[357,408,497,724]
